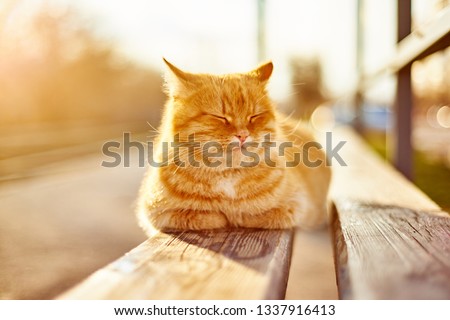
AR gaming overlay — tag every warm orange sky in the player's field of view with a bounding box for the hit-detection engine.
[4,0,441,101]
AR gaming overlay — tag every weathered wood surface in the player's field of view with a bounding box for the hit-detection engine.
[59,229,293,299]
[330,127,450,299]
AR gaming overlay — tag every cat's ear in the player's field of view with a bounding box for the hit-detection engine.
[162,58,196,96]
[249,61,273,82]
[163,58,194,82]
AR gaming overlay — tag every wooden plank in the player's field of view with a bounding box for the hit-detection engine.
[358,6,450,92]
[285,229,338,299]
[329,127,450,299]
[392,5,450,71]
[329,127,444,213]
[332,201,450,299]
[59,229,293,299]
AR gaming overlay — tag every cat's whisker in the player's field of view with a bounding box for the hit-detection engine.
[281,90,302,100]
[285,120,303,137]
[256,94,267,104]
[145,134,160,141]
[172,164,181,175]
[146,121,161,134]
[278,109,297,123]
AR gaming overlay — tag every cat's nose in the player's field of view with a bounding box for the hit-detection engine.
[236,130,249,145]
[236,135,247,144]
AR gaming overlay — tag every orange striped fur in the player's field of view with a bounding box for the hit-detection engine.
[137,59,331,234]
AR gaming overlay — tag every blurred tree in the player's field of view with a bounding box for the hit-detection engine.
[0,1,165,127]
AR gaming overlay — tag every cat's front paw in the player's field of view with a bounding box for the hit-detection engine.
[238,207,296,229]
[148,209,230,231]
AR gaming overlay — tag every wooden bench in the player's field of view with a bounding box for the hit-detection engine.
[329,128,450,299]
[59,127,450,300]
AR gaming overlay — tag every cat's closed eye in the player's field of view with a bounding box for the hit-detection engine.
[206,114,230,124]
[249,112,266,123]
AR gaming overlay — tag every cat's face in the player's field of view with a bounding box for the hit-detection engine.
[163,59,278,168]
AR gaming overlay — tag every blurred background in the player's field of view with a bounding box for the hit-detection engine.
[0,0,449,299]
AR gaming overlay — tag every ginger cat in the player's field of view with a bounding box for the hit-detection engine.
[137,59,331,234]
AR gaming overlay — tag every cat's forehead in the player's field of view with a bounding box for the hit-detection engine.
[220,78,260,114]
[218,74,259,90]
[205,75,265,112]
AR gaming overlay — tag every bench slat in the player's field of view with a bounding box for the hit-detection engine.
[356,6,450,92]
[59,229,293,299]
[330,128,450,299]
